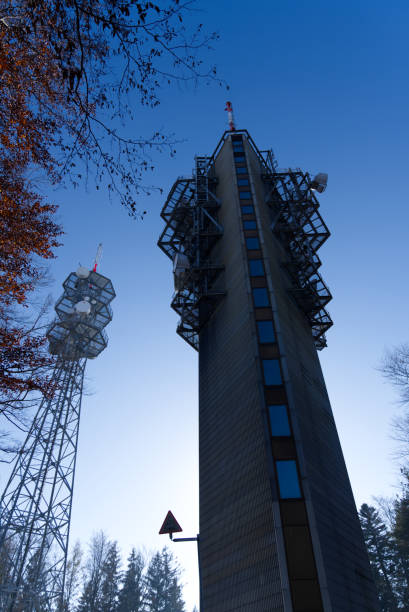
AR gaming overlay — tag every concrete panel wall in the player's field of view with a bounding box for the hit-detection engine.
[245,138,378,611]
[199,139,286,612]
[197,131,378,611]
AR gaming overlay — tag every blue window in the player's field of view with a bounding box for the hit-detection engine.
[249,259,264,276]
[233,144,244,152]
[237,178,249,186]
[257,321,275,343]
[244,220,257,230]
[236,167,247,175]
[276,460,302,498]
[268,405,291,436]
[239,191,252,200]
[246,237,260,250]
[252,288,269,307]
[234,155,246,163]
[241,205,254,214]
[262,359,282,385]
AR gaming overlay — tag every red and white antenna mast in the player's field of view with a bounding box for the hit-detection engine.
[93,243,103,272]
[225,101,235,131]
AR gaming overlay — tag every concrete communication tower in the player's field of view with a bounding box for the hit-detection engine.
[158,125,378,611]
[0,256,115,611]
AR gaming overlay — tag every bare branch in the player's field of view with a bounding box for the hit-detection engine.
[380,344,409,406]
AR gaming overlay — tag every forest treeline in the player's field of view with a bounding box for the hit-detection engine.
[359,471,409,611]
[61,532,190,612]
[66,484,409,612]
[64,490,409,612]
[361,346,409,610]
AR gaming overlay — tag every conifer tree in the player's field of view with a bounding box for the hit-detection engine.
[117,548,145,612]
[62,541,82,611]
[14,549,49,612]
[76,581,94,612]
[99,541,121,612]
[359,503,398,611]
[77,531,109,612]
[144,548,185,612]
[392,470,409,607]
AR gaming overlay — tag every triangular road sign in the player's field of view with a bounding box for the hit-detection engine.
[159,510,183,535]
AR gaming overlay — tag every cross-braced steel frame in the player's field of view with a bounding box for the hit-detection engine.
[0,268,115,611]
[158,157,225,350]
[0,358,85,611]
[159,131,333,350]
[263,168,333,349]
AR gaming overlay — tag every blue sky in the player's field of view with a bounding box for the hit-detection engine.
[4,1,409,608]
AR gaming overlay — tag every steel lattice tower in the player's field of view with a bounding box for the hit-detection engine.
[0,264,115,611]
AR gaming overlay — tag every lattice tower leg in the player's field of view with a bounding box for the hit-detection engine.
[0,358,86,612]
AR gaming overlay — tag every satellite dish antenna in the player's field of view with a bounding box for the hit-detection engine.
[76,266,90,279]
[74,300,91,315]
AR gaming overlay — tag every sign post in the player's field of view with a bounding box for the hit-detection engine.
[159,511,202,610]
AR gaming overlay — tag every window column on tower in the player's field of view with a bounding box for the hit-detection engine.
[232,132,324,612]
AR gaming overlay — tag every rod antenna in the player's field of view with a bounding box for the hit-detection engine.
[225,101,235,131]
[93,243,103,272]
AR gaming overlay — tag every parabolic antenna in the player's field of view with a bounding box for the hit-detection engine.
[74,300,91,315]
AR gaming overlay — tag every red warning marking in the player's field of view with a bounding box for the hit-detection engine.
[159,510,183,535]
